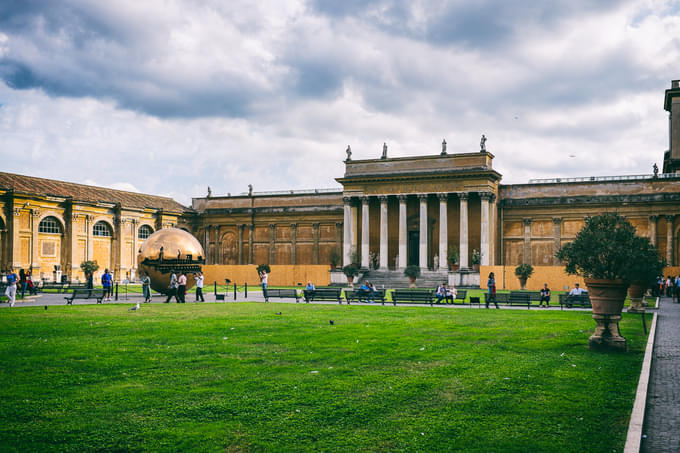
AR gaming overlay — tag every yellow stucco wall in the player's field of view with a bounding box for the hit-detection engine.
[202,265,332,287]
[480,265,586,291]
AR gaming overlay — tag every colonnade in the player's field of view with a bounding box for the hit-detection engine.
[342,192,496,270]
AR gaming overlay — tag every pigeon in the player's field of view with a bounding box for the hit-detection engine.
[276,312,282,315]
[129,303,141,311]
[329,320,334,325]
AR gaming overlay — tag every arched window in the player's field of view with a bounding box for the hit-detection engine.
[93,221,112,237]
[38,216,62,234]
[138,225,153,239]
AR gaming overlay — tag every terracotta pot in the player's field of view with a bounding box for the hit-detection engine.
[346,276,354,288]
[409,277,416,288]
[519,277,527,290]
[473,264,480,271]
[584,278,628,316]
[627,282,646,313]
[450,264,459,271]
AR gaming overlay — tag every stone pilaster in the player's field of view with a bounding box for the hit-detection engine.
[203,225,211,265]
[418,194,428,270]
[248,224,254,264]
[313,223,320,265]
[30,208,41,271]
[269,224,276,265]
[238,224,245,265]
[552,217,562,265]
[379,195,388,270]
[459,193,469,269]
[335,222,343,264]
[649,215,657,247]
[479,193,491,266]
[343,197,352,266]
[361,196,370,268]
[523,218,532,265]
[489,194,497,265]
[290,223,298,265]
[131,219,139,279]
[85,215,94,262]
[398,195,407,269]
[438,193,448,270]
[666,215,674,265]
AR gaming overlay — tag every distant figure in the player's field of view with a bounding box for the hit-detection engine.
[159,246,164,261]
[480,134,487,152]
[441,139,447,155]
[653,163,659,178]
[166,270,178,303]
[381,142,388,159]
[207,186,212,197]
[177,249,182,260]
[259,269,269,302]
[486,272,499,309]
[248,184,253,196]
[345,145,352,161]
[19,269,26,298]
[141,271,151,302]
[194,272,205,302]
[539,283,551,308]
[5,267,17,308]
[101,269,113,302]
[177,271,187,303]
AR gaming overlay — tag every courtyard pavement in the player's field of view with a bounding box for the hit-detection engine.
[641,296,680,453]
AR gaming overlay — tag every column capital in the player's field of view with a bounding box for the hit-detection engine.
[290,223,297,230]
[72,214,79,221]
[458,192,469,201]
[13,208,21,216]
[397,194,408,202]
[342,196,353,204]
[478,192,493,201]
[30,208,41,217]
[649,215,658,222]
[361,195,370,204]
[552,217,562,224]
[417,193,428,201]
[437,193,448,201]
[238,223,246,231]
[269,223,276,230]
[312,222,320,229]
[665,215,675,222]
[523,218,532,226]
[85,214,95,222]
[378,195,388,203]
[335,222,343,228]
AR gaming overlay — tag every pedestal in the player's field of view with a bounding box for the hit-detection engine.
[589,314,627,351]
[627,296,645,313]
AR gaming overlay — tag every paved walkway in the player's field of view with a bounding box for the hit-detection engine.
[641,296,680,453]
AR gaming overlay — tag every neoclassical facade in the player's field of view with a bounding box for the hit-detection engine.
[0,173,186,281]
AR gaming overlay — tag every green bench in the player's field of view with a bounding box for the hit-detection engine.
[391,289,435,306]
[343,289,386,304]
[303,288,342,304]
[64,289,105,305]
[265,288,300,302]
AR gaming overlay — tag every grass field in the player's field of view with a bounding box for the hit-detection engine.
[0,303,650,452]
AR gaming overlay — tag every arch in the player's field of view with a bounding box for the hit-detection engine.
[138,224,154,240]
[39,216,64,234]
[93,220,113,237]
[38,211,66,231]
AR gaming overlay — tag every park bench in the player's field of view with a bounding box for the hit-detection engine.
[508,291,531,309]
[447,289,468,305]
[303,288,342,304]
[559,293,591,309]
[483,293,509,307]
[39,282,68,293]
[343,288,386,304]
[64,288,105,305]
[391,289,435,306]
[265,288,300,302]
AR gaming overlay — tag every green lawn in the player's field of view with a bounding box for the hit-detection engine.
[0,303,649,452]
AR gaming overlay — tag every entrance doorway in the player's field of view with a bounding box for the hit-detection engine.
[408,231,419,266]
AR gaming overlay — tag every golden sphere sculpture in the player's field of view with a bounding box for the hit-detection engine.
[137,228,205,294]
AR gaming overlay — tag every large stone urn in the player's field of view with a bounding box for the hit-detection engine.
[584,278,628,351]
[627,283,646,313]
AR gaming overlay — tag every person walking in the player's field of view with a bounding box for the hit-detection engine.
[19,269,27,299]
[486,272,499,309]
[259,269,269,302]
[194,272,205,302]
[177,271,187,303]
[86,271,94,297]
[5,267,18,307]
[166,270,178,303]
[141,271,151,302]
[101,269,113,301]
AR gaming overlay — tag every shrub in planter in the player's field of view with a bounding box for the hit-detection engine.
[329,249,342,269]
[471,249,481,270]
[447,246,459,270]
[514,264,534,290]
[342,264,360,287]
[80,260,99,277]
[256,264,271,275]
[404,265,421,288]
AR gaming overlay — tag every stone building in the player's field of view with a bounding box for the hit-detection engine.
[0,173,187,281]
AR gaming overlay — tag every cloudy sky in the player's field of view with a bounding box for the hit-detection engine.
[1,0,679,206]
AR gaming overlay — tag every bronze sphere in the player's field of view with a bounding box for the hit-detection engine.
[137,228,205,294]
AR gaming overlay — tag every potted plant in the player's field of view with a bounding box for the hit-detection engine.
[626,236,665,313]
[471,249,481,271]
[80,260,99,282]
[329,248,341,269]
[342,264,360,288]
[514,264,534,290]
[256,264,271,275]
[556,213,656,350]
[447,246,459,271]
[403,265,421,288]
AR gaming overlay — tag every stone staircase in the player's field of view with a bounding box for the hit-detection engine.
[356,269,452,289]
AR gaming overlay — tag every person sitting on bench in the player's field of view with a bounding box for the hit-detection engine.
[304,281,315,302]
[539,283,551,308]
[566,283,584,307]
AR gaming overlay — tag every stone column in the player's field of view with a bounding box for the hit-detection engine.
[552,217,562,265]
[489,194,497,265]
[114,215,124,278]
[203,226,211,265]
[398,195,407,269]
[459,193,469,269]
[361,196,370,268]
[438,193,448,270]
[290,224,297,265]
[269,224,276,264]
[335,222,343,263]
[649,215,657,247]
[29,209,41,271]
[67,213,79,278]
[480,193,491,266]
[379,196,388,270]
[666,215,674,265]
[418,194,428,270]
[248,224,254,264]
[313,223,320,265]
[131,219,139,279]
[343,197,352,266]
[523,218,532,265]
[86,215,94,262]
[11,207,21,268]
[238,224,245,265]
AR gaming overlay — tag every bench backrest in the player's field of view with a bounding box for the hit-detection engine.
[393,290,433,299]
[509,293,530,302]
[455,289,467,300]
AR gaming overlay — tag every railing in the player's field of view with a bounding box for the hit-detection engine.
[528,174,679,184]
[238,188,342,196]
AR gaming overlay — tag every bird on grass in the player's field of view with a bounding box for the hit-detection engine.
[129,303,141,311]
[329,320,334,325]
[276,312,282,315]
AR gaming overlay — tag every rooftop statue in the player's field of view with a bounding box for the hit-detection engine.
[381,142,388,159]
[345,145,352,161]
[441,139,447,155]
[480,134,487,152]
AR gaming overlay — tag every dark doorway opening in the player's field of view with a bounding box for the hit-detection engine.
[408,231,419,266]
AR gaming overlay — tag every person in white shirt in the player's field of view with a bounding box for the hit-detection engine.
[194,272,205,302]
[177,272,187,303]
[259,270,269,302]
